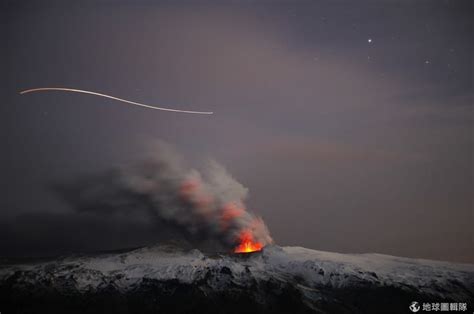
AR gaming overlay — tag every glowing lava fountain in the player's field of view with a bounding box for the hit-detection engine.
[234,230,264,253]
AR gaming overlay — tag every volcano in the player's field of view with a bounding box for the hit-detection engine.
[234,230,264,253]
[1,245,472,314]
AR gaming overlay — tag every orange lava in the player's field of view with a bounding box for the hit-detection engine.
[234,230,263,253]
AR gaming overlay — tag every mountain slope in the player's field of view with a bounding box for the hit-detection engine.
[1,245,473,314]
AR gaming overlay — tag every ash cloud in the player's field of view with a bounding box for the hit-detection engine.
[54,143,272,251]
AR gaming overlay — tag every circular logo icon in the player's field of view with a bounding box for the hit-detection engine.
[409,301,420,312]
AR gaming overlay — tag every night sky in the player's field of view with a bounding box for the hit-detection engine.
[1,0,472,262]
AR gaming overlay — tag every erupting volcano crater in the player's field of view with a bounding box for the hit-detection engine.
[1,244,472,314]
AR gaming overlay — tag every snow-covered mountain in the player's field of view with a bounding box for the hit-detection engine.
[1,245,473,314]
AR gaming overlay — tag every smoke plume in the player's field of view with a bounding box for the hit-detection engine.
[55,143,272,252]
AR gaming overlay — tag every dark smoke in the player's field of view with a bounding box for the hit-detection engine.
[54,143,272,251]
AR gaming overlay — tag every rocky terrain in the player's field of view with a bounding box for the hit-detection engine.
[1,245,472,313]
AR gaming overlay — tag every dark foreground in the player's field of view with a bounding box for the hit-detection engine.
[1,245,473,314]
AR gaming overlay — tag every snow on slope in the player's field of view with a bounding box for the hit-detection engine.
[1,244,472,303]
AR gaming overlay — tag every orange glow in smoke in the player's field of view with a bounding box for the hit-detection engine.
[234,230,263,253]
[179,179,199,197]
[220,203,244,230]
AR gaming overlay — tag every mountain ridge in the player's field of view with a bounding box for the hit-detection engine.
[1,244,472,314]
